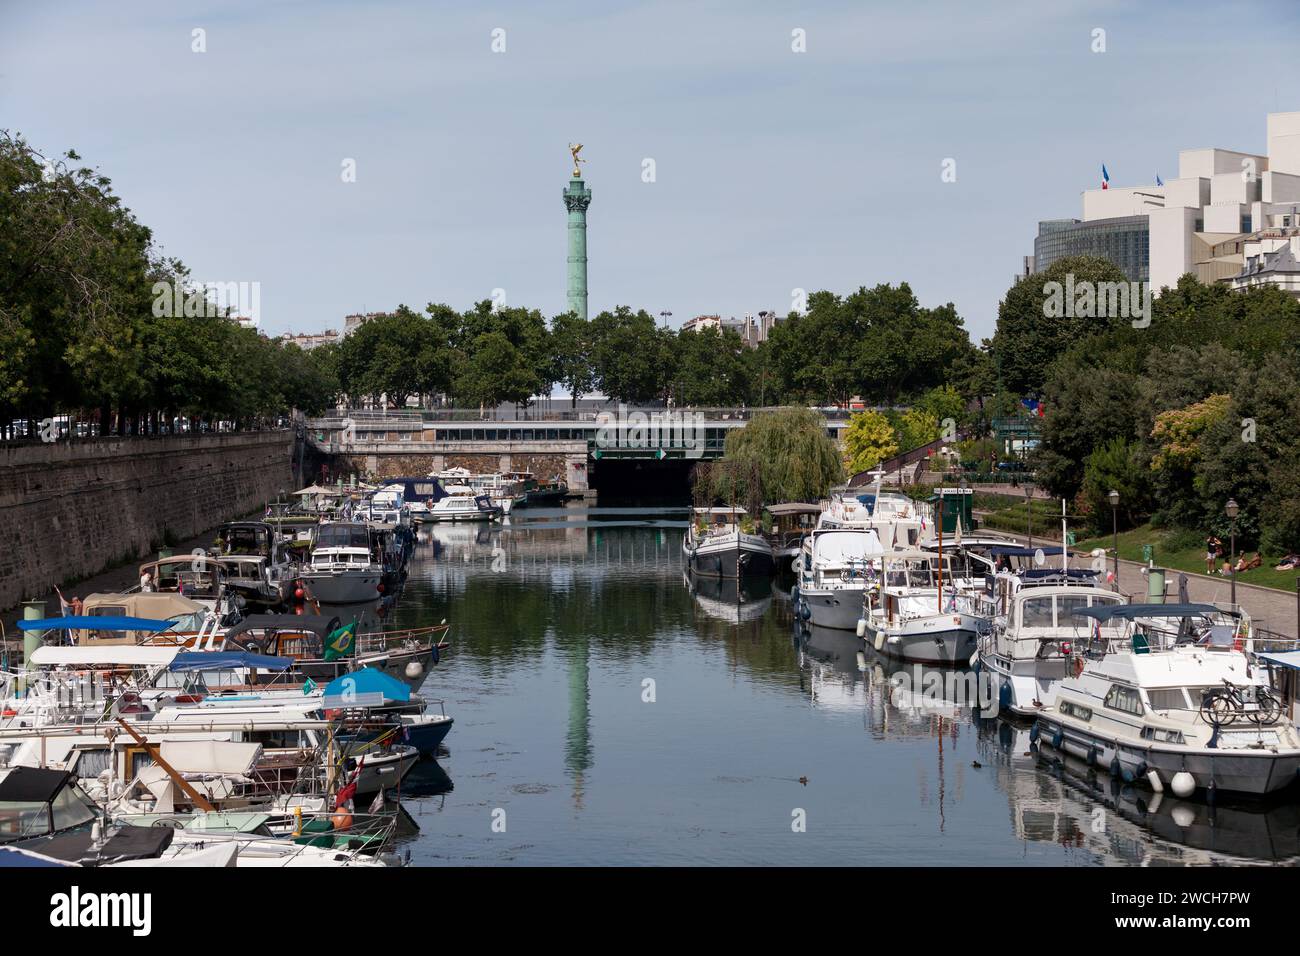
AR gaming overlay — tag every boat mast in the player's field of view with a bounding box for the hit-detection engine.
[937,487,944,612]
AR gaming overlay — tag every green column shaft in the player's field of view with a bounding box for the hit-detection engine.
[563,177,591,320]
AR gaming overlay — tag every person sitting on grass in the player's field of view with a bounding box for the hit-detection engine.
[1275,554,1300,572]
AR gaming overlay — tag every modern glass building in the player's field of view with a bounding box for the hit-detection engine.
[1033,215,1150,282]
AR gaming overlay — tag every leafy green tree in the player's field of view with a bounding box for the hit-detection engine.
[710,407,842,505]
[673,326,751,406]
[549,311,596,407]
[991,255,1130,396]
[897,408,940,451]
[591,306,673,403]
[454,331,537,410]
[843,410,898,474]
[1079,437,1152,534]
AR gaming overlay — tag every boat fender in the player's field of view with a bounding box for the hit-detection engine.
[856,619,866,638]
[1120,764,1135,784]
[1206,779,1217,805]
[1029,723,1040,744]
[873,631,885,652]
[1133,761,1147,780]
[1109,755,1121,778]
[1051,728,1064,749]
[1086,746,1098,768]
[1146,769,1164,793]
[1170,771,1196,798]
[800,603,811,621]
[998,681,1011,710]
[791,586,800,604]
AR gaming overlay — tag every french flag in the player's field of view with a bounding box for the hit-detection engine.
[1101,164,1110,190]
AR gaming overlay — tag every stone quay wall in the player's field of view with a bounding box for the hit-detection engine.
[0,432,294,612]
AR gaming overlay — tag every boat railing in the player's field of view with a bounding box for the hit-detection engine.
[356,623,450,654]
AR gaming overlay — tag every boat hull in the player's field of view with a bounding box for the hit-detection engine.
[800,589,865,630]
[300,571,381,604]
[687,543,775,580]
[871,624,978,665]
[978,651,1068,718]
[1036,716,1300,797]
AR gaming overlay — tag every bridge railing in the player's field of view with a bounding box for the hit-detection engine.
[314,405,855,426]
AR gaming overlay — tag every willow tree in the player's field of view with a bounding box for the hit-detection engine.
[710,407,842,506]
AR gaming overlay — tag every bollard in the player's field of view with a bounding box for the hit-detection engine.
[19,600,46,696]
[1146,567,1166,605]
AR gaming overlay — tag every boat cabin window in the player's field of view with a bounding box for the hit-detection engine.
[69,748,114,778]
[1021,597,1054,628]
[0,801,55,840]
[49,783,98,832]
[1059,701,1093,721]
[1103,684,1144,716]
[1147,688,1194,711]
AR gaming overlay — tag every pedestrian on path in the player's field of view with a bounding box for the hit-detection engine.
[1205,535,1223,574]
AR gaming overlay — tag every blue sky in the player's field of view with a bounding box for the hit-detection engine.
[3,0,1298,342]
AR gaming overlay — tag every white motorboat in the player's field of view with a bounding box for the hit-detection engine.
[858,548,991,664]
[793,527,883,630]
[424,484,504,522]
[433,467,523,515]
[300,521,383,604]
[1035,602,1300,797]
[977,546,1128,717]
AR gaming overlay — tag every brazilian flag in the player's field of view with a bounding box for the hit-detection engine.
[323,620,357,662]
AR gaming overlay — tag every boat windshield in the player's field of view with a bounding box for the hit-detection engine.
[316,525,371,549]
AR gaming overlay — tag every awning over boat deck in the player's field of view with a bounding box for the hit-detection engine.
[168,651,294,672]
[0,766,74,803]
[1072,602,1237,621]
[323,666,411,704]
[988,545,1071,558]
[16,615,175,632]
[1258,651,1300,671]
[766,503,822,515]
[28,645,181,668]
[222,614,340,642]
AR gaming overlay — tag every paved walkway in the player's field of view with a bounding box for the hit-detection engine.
[999,532,1299,641]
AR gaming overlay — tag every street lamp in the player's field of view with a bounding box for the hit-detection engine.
[1108,489,1120,592]
[659,310,672,329]
[1226,498,1239,605]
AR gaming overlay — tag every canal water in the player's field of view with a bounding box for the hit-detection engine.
[385,503,1300,866]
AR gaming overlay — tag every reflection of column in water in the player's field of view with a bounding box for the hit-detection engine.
[565,632,592,810]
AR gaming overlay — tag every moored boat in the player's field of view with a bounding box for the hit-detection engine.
[682,506,775,580]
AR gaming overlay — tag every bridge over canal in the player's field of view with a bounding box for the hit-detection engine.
[304,407,850,495]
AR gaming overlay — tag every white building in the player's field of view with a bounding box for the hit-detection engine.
[1033,111,1300,299]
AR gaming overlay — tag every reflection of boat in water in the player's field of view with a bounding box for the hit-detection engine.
[799,623,979,734]
[684,570,772,624]
[979,717,1300,864]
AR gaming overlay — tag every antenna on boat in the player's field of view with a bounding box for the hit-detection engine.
[1061,498,1068,572]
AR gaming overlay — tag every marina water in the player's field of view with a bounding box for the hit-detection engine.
[385,502,1300,866]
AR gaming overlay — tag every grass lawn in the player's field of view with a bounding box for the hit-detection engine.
[1071,524,1299,593]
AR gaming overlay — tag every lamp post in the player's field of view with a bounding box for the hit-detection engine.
[1108,489,1120,593]
[659,310,672,329]
[1226,498,1239,605]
